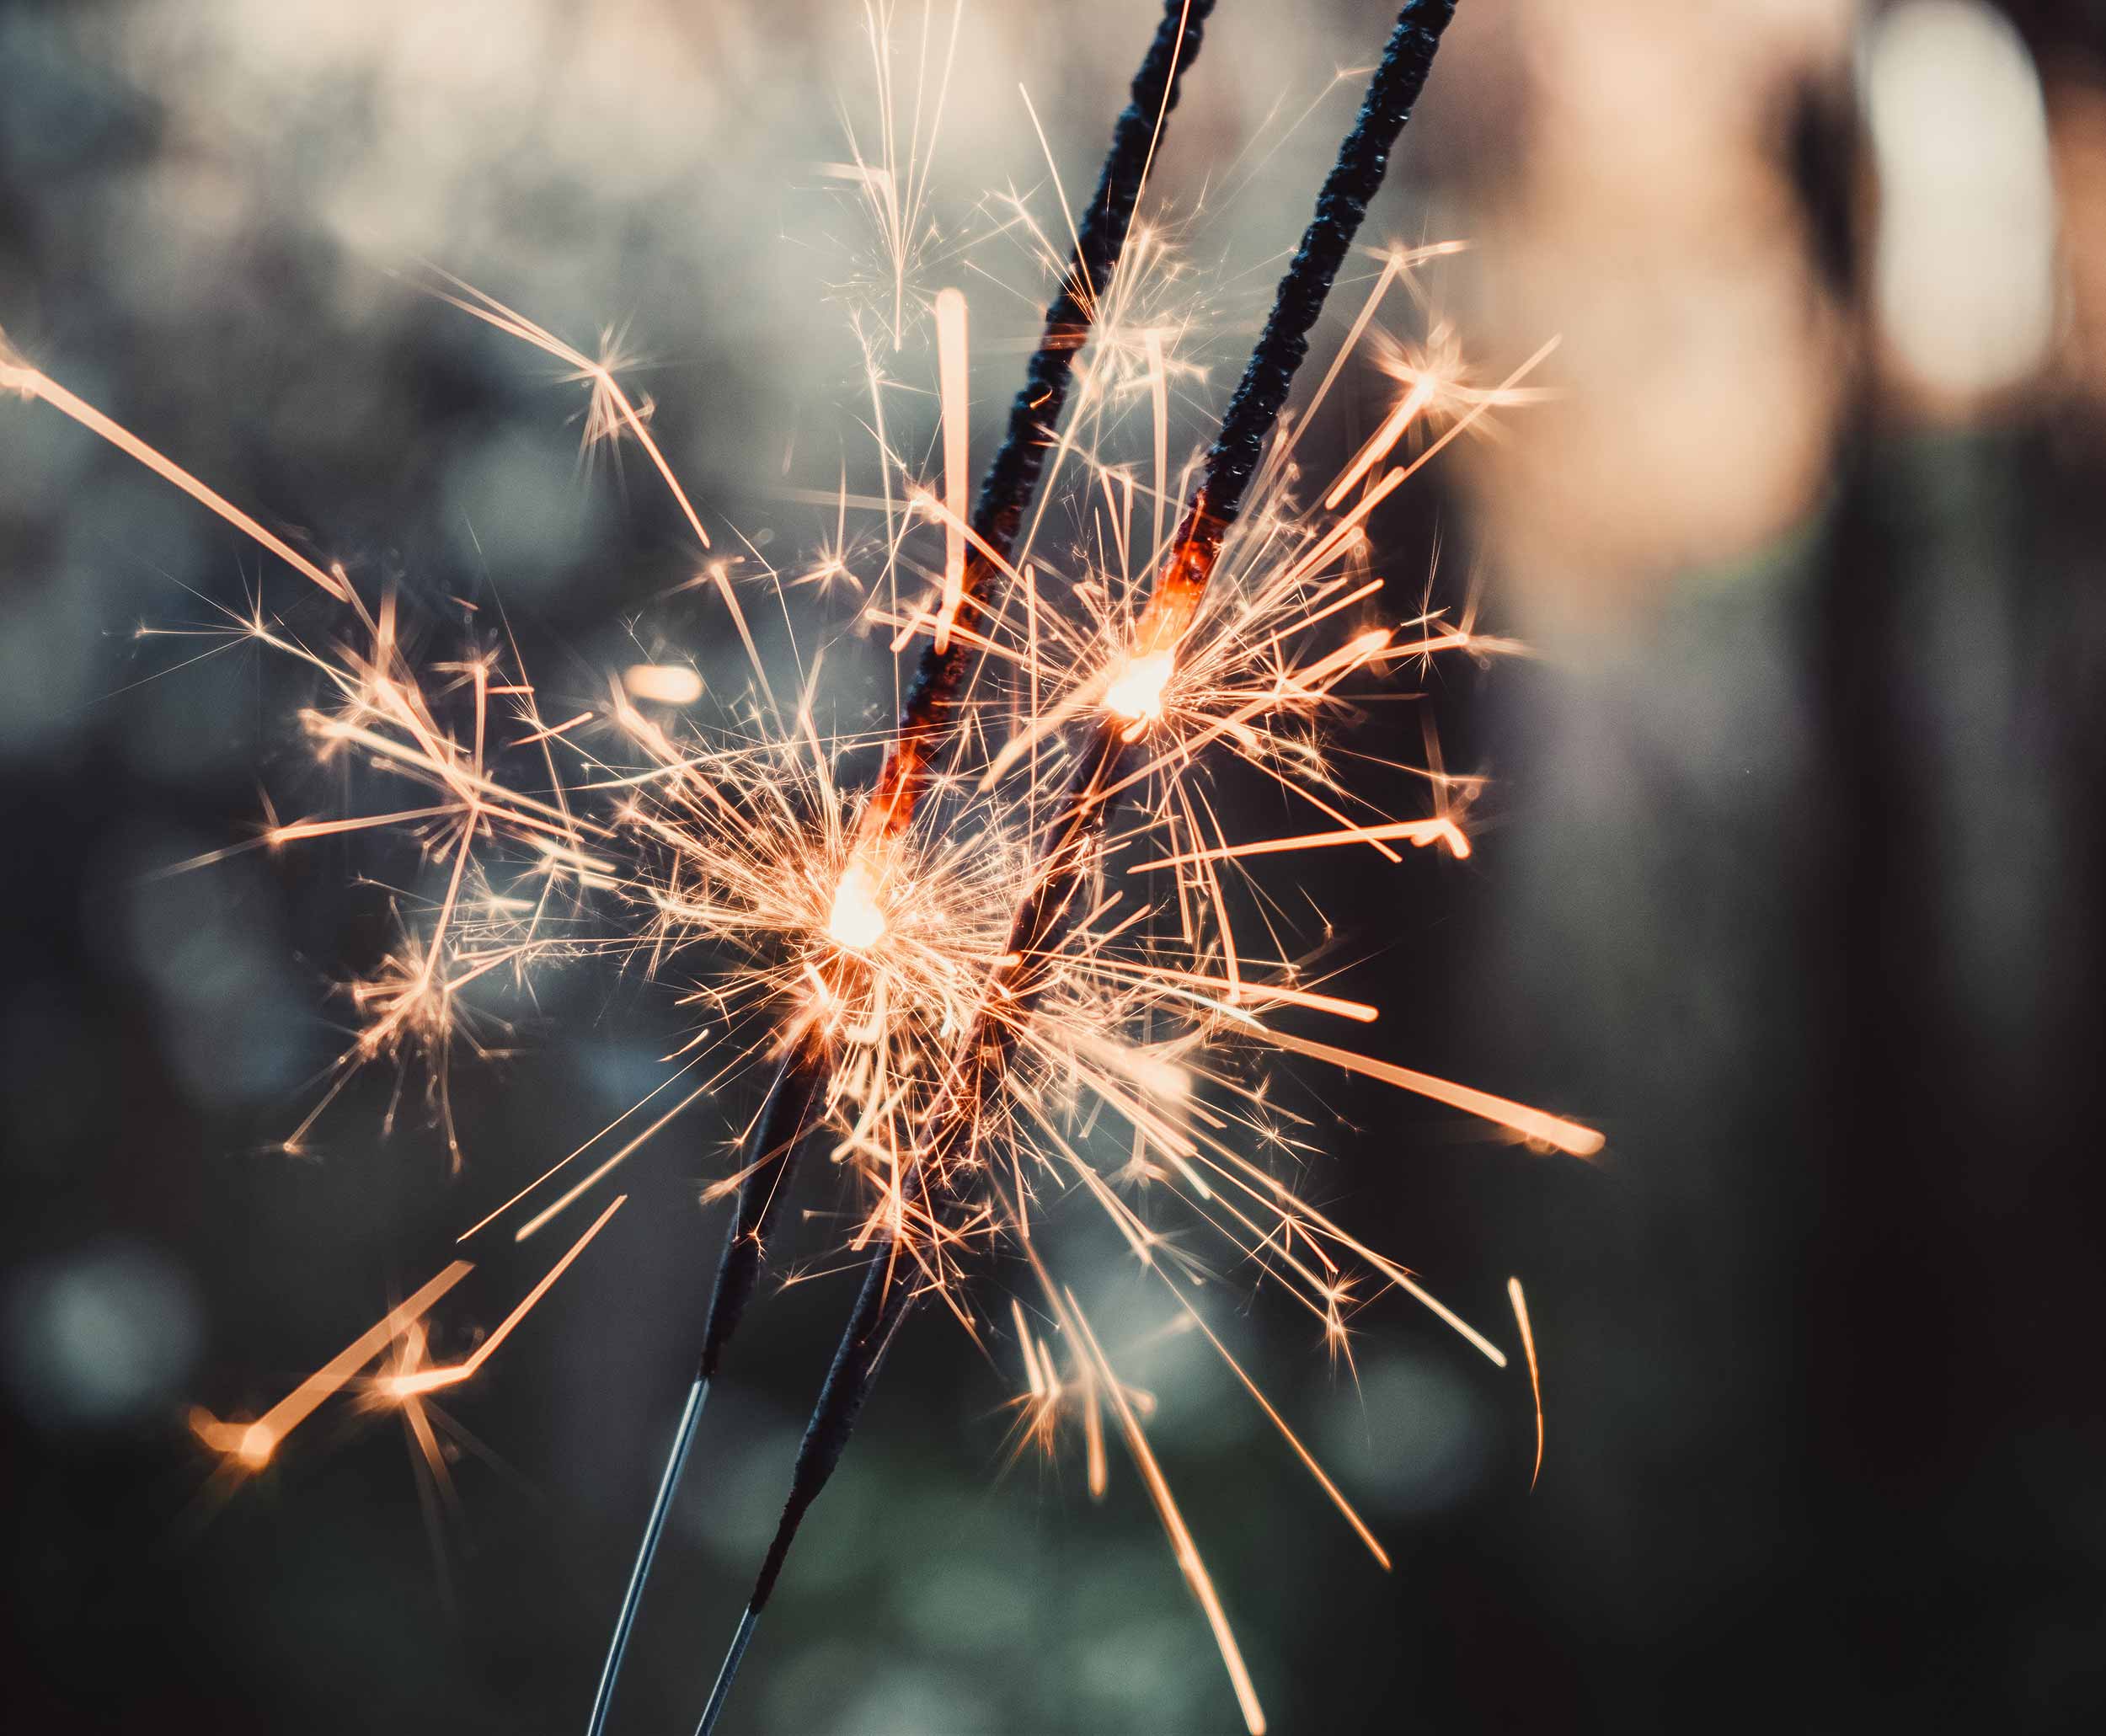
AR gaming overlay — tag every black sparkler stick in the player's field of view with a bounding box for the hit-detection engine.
[584,5,1216,1728]
[692,6,1460,1732]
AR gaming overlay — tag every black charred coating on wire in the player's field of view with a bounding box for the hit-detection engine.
[697,0,1214,1395]
[1196,0,1455,530]
[892,0,1214,747]
[599,20,1223,1724]
[748,722,1133,1617]
[714,0,1462,1675]
[697,1048,827,1385]
[698,8,1467,1725]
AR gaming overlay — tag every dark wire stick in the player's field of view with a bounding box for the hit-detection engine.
[583,1050,822,1736]
[696,715,1144,1736]
[584,6,1218,1728]
[690,7,1463,1731]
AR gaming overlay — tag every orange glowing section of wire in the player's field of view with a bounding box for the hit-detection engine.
[1126,815,1470,874]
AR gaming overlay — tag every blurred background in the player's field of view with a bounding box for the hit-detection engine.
[3,1,2103,1730]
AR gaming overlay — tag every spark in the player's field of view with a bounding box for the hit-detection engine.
[1509,1275,1544,1490]
[190,1262,474,1472]
[3,338,354,606]
[1127,815,1472,872]
[1103,645,1179,725]
[1257,1026,1606,1160]
[382,1198,627,1399]
[1065,1286,1266,1736]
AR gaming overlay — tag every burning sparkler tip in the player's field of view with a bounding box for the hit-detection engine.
[826,859,888,951]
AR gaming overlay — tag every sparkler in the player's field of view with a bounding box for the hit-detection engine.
[584,4,1218,1728]
[0,0,1609,1728]
[691,6,1472,1733]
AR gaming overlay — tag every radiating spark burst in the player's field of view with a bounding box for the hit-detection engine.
[1509,1274,1545,1491]
[607,708,1033,1235]
[819,1,967,352]
[5,30,1597,1723]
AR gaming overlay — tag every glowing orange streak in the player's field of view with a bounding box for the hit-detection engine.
[1144,326,1169,563]
[510,709,594,748]
[1064,1287,1266,1736]
[3,356,354,606]
[383,1196,625,1397]
[1013,1300,1048,1401]
[1508,1276,1543,1490]
[1241,575,1386,666]
[1011,1082,1365,1352]
[1273,469,1407,593]
[1170,1293,1390,1570]
[1082,1362,1109,1499]
[419,279,710,548]
[457,1063,701,1241]
[1188,788,1241,1001]
[265,806,458,845]
[402,1382,460,1528]
[516,1080,715,1242]
[1367,628,1531,665]
[419,278,790,714]
[1189,1133,1508,1365]
[1254,1023,1605,1159]
[906,486,1034,614]
[932,286,970,654]
[156,801,457,877]
[1269,244,1416,479]
[1127,816,1469,874]
[193,1261,473,1468]
[529,835,621,880]
[870,604,1065,685]
[1324,372,1435,509]
[1018,86,1087,285]
[419,783,478,1007]
[1323,335,1560,517]
[1129,3,1197,255]
[1211,734,1407,868]
[1057,1140,1164,1266]
[1079,957,1377,1024]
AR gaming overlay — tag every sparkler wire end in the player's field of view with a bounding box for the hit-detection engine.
[687,5,1469,1726]
[584,1374,708,1736]
[585,1048,824,1733]
[694,1604,762,1736]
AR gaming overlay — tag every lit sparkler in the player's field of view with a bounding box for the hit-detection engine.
[0,0,1604,1729]
[687,7,1553,1733]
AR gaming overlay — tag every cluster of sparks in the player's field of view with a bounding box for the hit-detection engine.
[1,21,1598,1728]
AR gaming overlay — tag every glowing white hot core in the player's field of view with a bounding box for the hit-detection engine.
[826,860,887,950]
[1104,648,1177,724]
